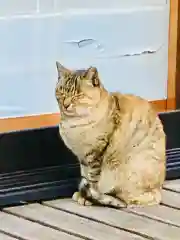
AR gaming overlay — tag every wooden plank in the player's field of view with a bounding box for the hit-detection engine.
[164,179,180,192]
[161,189,180,209]
[0,232,17,240]
[5,203,144,240]
[125,203,180,228]
[151,99,167,112]
[44,199,180,240]
[0,113,60,134]
[167,0,178,109]
[0,211,81,240]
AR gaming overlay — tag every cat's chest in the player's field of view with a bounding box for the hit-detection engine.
[59,123,102,157]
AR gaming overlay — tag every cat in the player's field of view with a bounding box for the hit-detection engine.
[55,61,166,208]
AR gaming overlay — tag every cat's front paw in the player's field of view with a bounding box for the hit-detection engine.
[72,191,92,206]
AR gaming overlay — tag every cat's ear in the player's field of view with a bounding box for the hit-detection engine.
[85,67,100,87]
[56,61,69,77]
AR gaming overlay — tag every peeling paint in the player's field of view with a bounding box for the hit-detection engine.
[118,50,156,57]
[107,45,163,58]
[64,39,104,52]
[64,39,163,58]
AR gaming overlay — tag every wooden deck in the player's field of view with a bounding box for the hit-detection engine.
[0,180,180,240]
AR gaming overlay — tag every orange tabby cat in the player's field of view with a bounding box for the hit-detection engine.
[55,61,166,208]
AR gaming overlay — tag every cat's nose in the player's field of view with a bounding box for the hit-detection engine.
[64,98,72,109]
[64,103,71,109]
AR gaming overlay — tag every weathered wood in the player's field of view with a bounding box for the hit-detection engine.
[2,180,180,240]
[5,203,144,240]
[0,232,17,240]
[44,199,180,240]
[167,0,179,109]
[0,211,81,240]
[164,179,180,192]
[162,189,180,209]
[125,203,180,227]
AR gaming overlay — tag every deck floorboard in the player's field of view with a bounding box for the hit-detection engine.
[1,180,180,240]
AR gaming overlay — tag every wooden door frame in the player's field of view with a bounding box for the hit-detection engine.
[167,0,179,110]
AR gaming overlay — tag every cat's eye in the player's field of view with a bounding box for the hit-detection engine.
[58,86,63,92]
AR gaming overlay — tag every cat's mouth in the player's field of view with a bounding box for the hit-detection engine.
[62,104,91,118]
[63,104,76,116]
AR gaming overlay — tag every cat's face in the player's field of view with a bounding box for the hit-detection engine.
[55,61,104,117]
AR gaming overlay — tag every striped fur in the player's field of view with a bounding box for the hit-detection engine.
[55,62,166,208]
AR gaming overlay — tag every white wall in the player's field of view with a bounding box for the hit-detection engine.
[0,0,169,118]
